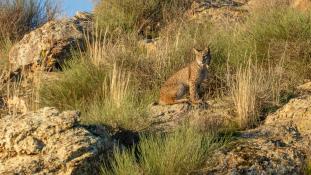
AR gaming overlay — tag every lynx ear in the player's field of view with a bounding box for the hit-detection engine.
[193,48,200,55]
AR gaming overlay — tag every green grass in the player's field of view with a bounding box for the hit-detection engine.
[40,59,107,111]
[102,127,228,175]
[212,7,311,75]
[307,161,311,175]
[94,0,192,35]
[39,56,154,130]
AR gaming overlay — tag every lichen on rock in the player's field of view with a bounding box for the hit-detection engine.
[0,107,112,175]
[194,82,311,175]
[8,12,93,72]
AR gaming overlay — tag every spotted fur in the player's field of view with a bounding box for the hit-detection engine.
[159,47,211,105]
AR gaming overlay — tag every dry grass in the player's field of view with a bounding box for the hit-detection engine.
[229,60,264,128]
[228,56,284,129]
[104,64,131,108]
[3,66,45,117]
[228,57,284,129]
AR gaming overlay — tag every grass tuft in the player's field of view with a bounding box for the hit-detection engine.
[102,127,227,175]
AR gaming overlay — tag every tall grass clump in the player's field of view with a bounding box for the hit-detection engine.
[86,64,151,129]
[102,127,226,175]
[229,60,264,128]
[228,58,284,129]
[0,37,12,69]
[39,58,107,110]
[0,0,58,41]
[94,0,192,35]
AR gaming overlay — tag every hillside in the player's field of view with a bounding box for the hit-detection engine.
[1,0,311,174]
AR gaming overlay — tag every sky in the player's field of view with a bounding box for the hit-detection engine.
[62,0,95,17]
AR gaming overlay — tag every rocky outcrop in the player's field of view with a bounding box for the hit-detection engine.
[0,107,112,175]
[148,98,235,133]
[9,12,93,72]
[195,82,311,175]
[246,0,311,12]
[187,0,249,26]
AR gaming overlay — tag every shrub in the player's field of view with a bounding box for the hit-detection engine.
[0,0,58,41]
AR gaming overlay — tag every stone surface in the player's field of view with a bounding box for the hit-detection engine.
[187,0,249,26]
[246,0,311,11]
[148,97,235,133]
[0,107,112,175]
[6,96,28,114]
[9,12,92,71]
[195,82,311,175]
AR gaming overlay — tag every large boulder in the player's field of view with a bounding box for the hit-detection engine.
[8,12,92,72]
[196,82,311,174]
[0,107,112,175]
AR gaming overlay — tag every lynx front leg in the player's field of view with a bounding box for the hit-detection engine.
[189,82,202,104]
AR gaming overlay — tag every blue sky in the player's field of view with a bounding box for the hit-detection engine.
[62,0,95,17]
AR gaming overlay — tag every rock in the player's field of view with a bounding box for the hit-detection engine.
[73,11,94,21]
[245,0,290,10]
[297,81,311,93]
[187,0,249,25]
[8,12,92,72]
[246,0,311,12]
[147,97,235,133]
[196,82,311,175]
[0,107,112,175]
[6,96,28,114]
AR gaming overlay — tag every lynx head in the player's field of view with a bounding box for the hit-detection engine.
[193,47,211,67]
